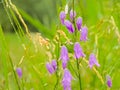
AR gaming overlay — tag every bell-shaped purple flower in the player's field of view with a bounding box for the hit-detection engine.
[106,75,112,88]
[51,60,57,71]
[76,17,82,30]
[74,42,85,59]
[60,11,66,25]
[70,9,76,21]
[60,46,69,61]
[62,69,72,90]
[80,26,88,41]
[62,60,67,69]
[64,20,74,33]
[89,53,100,68]
[60,46,69,69]
[16,67,22,78]
[46,62,55,74]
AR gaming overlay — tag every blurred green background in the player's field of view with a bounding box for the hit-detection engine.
[0,0,120,90]
[0,0,120,33]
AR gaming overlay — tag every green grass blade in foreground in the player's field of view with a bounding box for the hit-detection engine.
[0,25,21,90]
[0,25,9,90]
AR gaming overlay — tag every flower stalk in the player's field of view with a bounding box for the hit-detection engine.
[73,0,82,89]
[76,59,82,90]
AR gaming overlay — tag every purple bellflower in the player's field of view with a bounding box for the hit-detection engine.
[106,75,112,88]
[60,46,69,69]
[70,9,76,21]
[62,69,72,90]
[60,11,66,25]
[80,26,88,41]
[16,67,22,78]
[64,20,74,33]
[51,60,57,71]
[89,53,100,68]
[74,42,85,59]
[46,62,55,74]
[76,17,82,30]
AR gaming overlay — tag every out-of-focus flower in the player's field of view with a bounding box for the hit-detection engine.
[60,46,69,61]
[80,26,88,41]
[62,69,72,90]
[62,60,68,69]
[46,62,55,74]
[65,4,68,14]
[76,17,82,30]
[60,11,66,25]
[89,53,100,68]
[60,46,69,69]
[16,67,22,78]
[51,60,57,71]
[106,75,112,88]
[70,9,76,21]
[74,42,85,59]
[64,20,74,33]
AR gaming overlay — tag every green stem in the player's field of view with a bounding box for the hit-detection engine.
[76,59,82,90]
[54,71,59,90]
[54,36,60,90]
[9,55,21,90]
[72,0,82,89]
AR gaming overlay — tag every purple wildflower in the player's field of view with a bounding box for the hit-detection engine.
[60,11,66,25]
[16,67,22,78]
[51,60,57,71]
[62,69,72,90]
[62,60,68,69]
[89,53,100,68]
[106,75,112,88]
[60,46,69,61]
[46,62,55,74]
[70,9,76,21]
[74,42,85,59]
[60,46,69,69]
[76,17,82,30]
[80,26,88,41]
[64,20,74,33]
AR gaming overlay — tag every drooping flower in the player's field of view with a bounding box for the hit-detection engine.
[16,67,22,78]
[62,60,68,69]
[89,53,100,68]
[60,46,69,61]
[46,62,55,74]
[60,11,66,25]
[80,26,88,41]
[64,20,74,33]
[60,46,69,69]
[51,60,57,71]
[76,17,82,30]
[70,9,76,21]
[106,75,112,88]
[74,42,85,59]
[62,69,72,90]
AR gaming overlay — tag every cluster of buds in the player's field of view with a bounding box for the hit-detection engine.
[46,8,112,90]
[60,9,87,41]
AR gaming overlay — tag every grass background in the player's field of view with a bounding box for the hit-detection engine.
[0,0,120,90]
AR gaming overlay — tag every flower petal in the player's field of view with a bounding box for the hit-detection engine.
[60,11,66,25]
[64,20,74,33]
[80,26,88,41]
[74,42,85,59]
[89,53,100,68]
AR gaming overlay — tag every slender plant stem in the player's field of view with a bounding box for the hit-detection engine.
[9,55,21,90]
[54,71,59,90]
[72,0,82,89]
[54,34,60,90]
[76,59,82,90]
